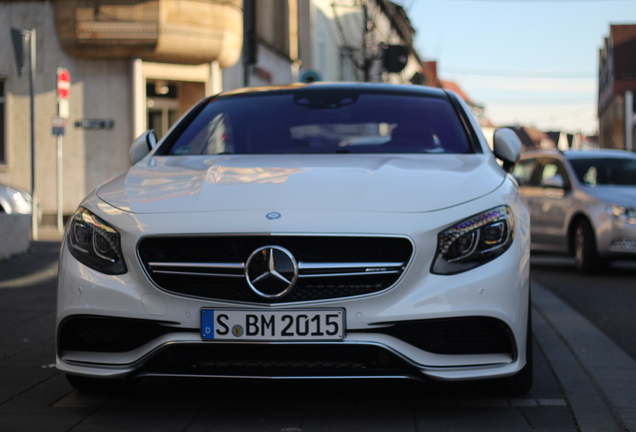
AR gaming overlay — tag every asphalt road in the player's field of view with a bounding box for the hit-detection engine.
[530,254,636,362]
[0,241,634,431]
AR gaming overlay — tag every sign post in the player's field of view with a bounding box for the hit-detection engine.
[55,68,70,233]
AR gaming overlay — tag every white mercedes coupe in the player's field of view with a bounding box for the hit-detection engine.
[56,83,532,394]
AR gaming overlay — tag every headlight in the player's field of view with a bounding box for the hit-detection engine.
[432,206,515,275]
[608,204,636,225]
[67,207,127,275]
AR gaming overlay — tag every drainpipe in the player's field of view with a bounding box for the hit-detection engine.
[132,58,145,140]
[627,91,634,152]
[243,0,256,87]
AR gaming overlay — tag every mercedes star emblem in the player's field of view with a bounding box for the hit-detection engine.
[245,246,298,299]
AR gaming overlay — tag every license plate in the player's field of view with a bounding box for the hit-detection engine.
[201,309,344,341]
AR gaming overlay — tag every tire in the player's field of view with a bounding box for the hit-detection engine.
[573,219,606,273]
[66,374,132,393]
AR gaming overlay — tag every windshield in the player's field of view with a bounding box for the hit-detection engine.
[163,91,473,155]
[570,157,636,186]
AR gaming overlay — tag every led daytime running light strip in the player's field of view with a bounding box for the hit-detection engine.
[439,207,509,255]
[79,209,117,234]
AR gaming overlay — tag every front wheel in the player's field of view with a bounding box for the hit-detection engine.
[573,219,606,273]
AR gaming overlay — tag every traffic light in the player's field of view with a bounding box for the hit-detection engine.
[382,45,409,73]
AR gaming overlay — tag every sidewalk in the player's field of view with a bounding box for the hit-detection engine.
[34,225,65,242]
[532,282,636,432]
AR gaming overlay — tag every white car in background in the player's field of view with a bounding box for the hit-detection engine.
[56,83,531,394]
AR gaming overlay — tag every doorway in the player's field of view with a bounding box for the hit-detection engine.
[146,81,180,140]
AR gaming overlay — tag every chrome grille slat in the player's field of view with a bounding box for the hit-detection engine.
[298,262,404,270]
[148,262,245,270]
[149,261,405,278]
[152,270,245,278]
[298,270,400,278]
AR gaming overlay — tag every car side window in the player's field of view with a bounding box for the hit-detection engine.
[512,158,538,186]
[538,158,569,189]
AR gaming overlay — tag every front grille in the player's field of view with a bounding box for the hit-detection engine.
[139,343,420,378]
[137,236,413,303]
[372,317,514,355]
[57,316,184,353]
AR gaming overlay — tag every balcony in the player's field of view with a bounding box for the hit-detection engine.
[54,0,243,67]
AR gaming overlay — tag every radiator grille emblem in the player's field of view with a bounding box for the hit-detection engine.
[245,246,298,298]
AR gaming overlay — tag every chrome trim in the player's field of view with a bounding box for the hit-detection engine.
[136,372,422,381]
[149,262,244,270]
[298,270,400,278]
[298,262,404,270]
[152,270,244,278]
[245,246,299,299]
[148,261,405,279]
[61,339,512,371]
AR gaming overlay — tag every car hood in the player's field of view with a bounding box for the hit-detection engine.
[96,154,505,214]
[582,185,636,206]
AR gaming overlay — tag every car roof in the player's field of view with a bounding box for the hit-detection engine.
[563,149,636,160]
[520,148,636,161]
[216,82,449,99]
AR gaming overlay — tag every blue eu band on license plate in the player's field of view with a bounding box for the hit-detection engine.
[201,309,344,341]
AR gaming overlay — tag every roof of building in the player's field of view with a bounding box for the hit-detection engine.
[422,61,496,127]
[504,125,556,151]
[439,80,473,105]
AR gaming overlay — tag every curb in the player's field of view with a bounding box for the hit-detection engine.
[532,281,636,432]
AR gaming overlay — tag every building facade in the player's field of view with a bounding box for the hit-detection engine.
[1,0,242,230]
[295,0,423,85]
[0,0,424,232]
[598,24,636,151]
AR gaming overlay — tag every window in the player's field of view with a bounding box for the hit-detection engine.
[341,47,358,81]
[162,91,473,156]
[538,159,568,189]
[512,158,537,186]
[0,80,5,165]
[570,157,636,186]
[257,0,289,56]
[146,82,179,140]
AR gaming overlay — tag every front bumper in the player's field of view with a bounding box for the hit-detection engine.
[56,193,530,382]
[594,212,636,259]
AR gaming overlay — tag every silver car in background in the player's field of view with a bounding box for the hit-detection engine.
[514,149,636,272]
[0,183,32,215]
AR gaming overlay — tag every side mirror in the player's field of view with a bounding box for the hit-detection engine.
[493,128,522,172]
[129,130,158,165]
